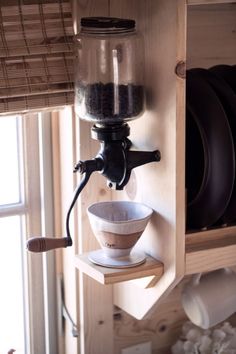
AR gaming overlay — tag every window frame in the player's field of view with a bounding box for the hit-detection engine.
[0,112,58,354]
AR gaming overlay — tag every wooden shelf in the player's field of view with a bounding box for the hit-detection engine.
[75,253,164,286]
[185,226,236,275]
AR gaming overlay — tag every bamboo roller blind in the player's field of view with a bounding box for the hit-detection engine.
[0,0,74,114]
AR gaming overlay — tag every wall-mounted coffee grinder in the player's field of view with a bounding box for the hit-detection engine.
[27,17,161,253]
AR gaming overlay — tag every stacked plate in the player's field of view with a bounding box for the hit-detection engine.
[186,65,236,230]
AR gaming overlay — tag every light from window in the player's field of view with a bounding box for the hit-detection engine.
[0,115,26,353]
[0,215,26,353]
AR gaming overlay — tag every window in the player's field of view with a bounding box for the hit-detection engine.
[0,113,57,354]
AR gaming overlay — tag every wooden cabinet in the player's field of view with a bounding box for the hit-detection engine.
[185,1,236,272]
[73,0,236,344]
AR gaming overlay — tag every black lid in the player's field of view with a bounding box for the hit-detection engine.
[81,17,135,30]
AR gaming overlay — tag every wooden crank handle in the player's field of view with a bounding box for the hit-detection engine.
[27,165,95,253]
[27,237,69,252]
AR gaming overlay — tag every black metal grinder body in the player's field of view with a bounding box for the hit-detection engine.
[74,123,161,190]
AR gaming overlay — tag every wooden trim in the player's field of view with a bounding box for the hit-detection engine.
[187,0,236,4]
[185,227,236,274]
[38,112,58,353]
[186,244,236,274]
[23,114,46,353]
[175,0,187,278]
[58,106,79,354]
[51,111,63,272]
[186,226,236,252]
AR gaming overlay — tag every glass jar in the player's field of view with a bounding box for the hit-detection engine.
[74,17,145,125]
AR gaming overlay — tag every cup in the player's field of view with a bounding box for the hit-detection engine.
[181,268,236,329]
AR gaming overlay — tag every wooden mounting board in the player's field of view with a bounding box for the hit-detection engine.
[111,0,187,320]
[75,253,164,286]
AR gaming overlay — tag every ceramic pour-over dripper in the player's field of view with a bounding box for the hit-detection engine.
[87,201,153,268]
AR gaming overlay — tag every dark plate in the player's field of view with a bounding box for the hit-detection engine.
[186,107,206,205]
[186,69,235,230]
[189,68,236,224]
[210,65,236,94]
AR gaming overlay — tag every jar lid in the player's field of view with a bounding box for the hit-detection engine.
[81,17,135,30]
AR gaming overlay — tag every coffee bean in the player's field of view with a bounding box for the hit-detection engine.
[77,82,144,121]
